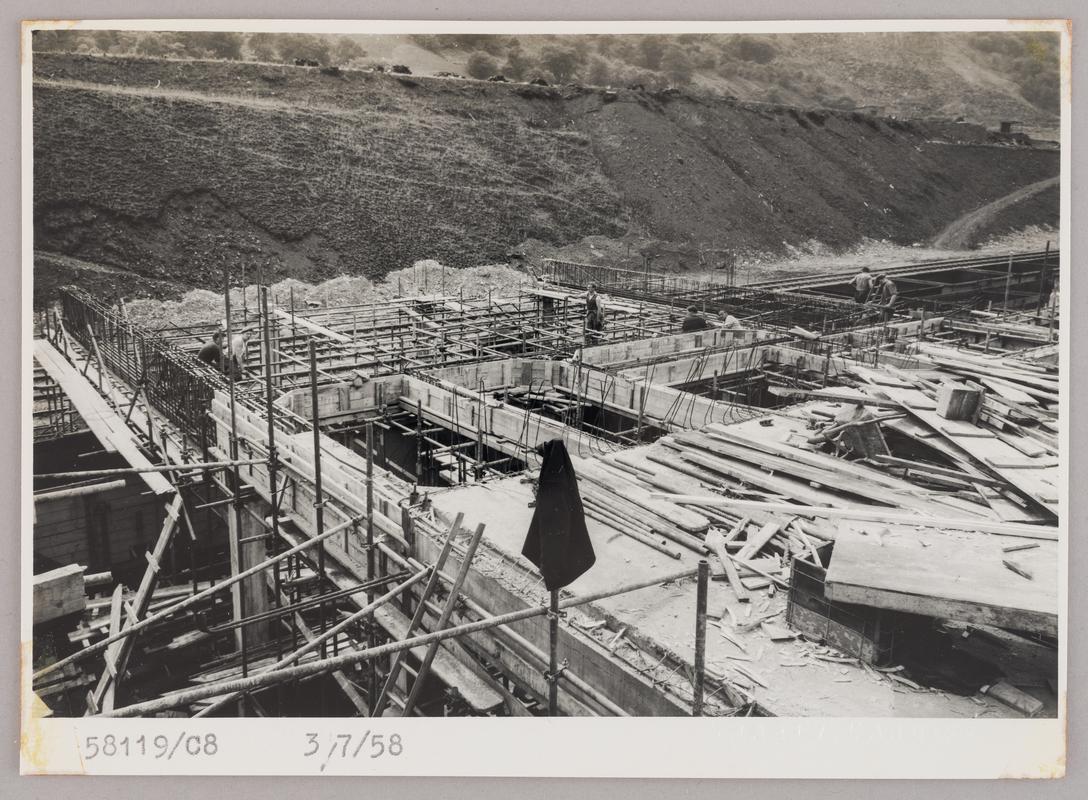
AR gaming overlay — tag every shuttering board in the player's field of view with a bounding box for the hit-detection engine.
[825,529,1057,636]
[272,308,352,342]
[34,485,165,572]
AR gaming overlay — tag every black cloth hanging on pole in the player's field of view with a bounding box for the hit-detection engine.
[521,439,596,591]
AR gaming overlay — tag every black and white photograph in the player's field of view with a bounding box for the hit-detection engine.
[21,18,1069,776]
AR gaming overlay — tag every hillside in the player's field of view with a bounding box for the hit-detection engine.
[33,53,1060,302]
[396,31,1062,133]
[37,29,1061,131]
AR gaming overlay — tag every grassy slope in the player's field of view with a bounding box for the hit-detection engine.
[35,55,625,290]
[33,53,1059,299]
[725,32,1056,128]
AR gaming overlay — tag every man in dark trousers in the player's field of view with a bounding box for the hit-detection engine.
[681,305,709,332]
[873,274,899,321]
[197,330,225,372]
[584,283,605,341]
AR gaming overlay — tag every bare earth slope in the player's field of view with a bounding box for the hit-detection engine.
[33,54,1060,299]
[931,176,1060,249]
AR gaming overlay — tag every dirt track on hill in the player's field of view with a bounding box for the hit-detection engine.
[931,175,1060,249]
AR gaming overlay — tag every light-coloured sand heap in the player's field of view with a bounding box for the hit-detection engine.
[124,260,531,330]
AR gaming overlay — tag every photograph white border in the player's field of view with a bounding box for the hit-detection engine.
[18,15,1071,778]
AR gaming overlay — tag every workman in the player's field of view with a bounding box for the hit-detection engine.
[584,283,605,341]
[228,327,255,379]
[718,311,743,329]
[681,305,709,332]
[197,330,225,372]
[872,274,899,321]
[851,267,873,303]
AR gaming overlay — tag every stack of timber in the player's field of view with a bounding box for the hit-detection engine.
[840,345,1060,517]
[602,368,1058,672]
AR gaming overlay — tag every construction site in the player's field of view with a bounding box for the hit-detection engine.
[30,246,1061,720]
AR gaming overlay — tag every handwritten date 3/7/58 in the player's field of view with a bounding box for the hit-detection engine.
[304,731,404,770]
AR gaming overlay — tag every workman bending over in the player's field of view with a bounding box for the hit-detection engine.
[681,305,709,332]
[718,311,743,329]
[197,330,225,372]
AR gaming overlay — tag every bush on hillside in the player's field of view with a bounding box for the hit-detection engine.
[276,33,330,65]
[467,52,501,80]
[539,45,585,83]
[503,46,534,80]
[726,35,778,64]
[248,33,279,61]
[332,37,367,66]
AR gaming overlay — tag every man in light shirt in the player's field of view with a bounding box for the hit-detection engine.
[228,327,255,379]
[851,267,872,303]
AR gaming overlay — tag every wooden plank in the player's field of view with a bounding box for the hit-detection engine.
[101,584,125,712]
[938,421,997,439]
[995,431,1047,458]
[33,345,118,453]
[705,529,750,603]
[574,457,709,533]
[669,447,846,509]
[649,495,1059,540]
[372,604,504,714]
[272,308,352,343]
[33,564,86,625]
[979,377,1037,406]
[825,530,1057,636]
[736,522,780,561]
[696,427,978,517]
[768,387,904,409]
[867,454,1002,487]
[34,340,174,495]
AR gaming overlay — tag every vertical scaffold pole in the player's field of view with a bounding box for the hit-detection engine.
[692,559,709,716]
[1037,241,1051,311]
[224,264,248,716]
[366,420,378,714]
[548,588,560,716]
[308,339,327,657]
[1003,256,1013,311]
[260,286,284,670]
